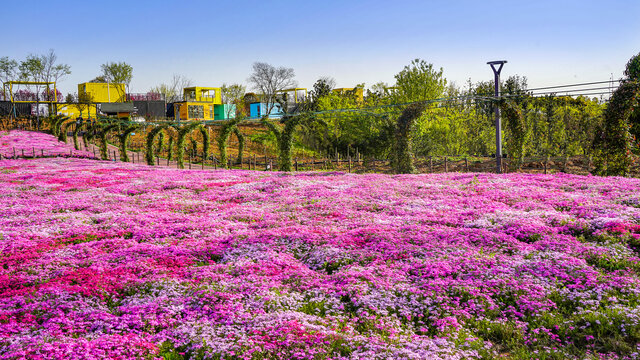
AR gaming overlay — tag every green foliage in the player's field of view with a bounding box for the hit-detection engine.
[501,99,529,170]
[72,120,84,150]
[175,122,202,169]
[393,58,447,103]
[118,125,139,162]
[156,132,165,156]
[262,115,307,171]
[218,118,243,168]
[312,92,395,158]
[167,136,174,161]
[48,115,66,137]
[100,61,133,86]
[593,81,640,176]
[97,123,119,160]
[625,52,640,81]
[0,56,18,83]
[58,119,74,143]
[391,103,425,174]
[233,127,245,165]
[146,125,171,165]
[199,126,210,161]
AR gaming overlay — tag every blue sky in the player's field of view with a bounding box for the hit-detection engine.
[4,0,639,96]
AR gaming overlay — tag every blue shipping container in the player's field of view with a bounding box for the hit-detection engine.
[249,103,283,119]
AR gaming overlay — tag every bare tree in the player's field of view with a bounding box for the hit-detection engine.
[248,62,296,117]
[150,74,192,103]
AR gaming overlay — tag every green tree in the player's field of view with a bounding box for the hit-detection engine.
[624,53,640,141]
[100,61,133,96]
[0,56,18,84]
[393,59,447,103]
[221,83,247,118]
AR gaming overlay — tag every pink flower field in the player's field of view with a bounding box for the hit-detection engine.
[1,135,640,359]
[0,131,95,159]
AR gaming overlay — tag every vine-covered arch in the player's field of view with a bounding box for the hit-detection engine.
[500,99,528,171]
[198,125,210,162]
[58,118,76,143]
[118,125,139,162]
[174,122,202,169]
[390,103,425,174]
[145,125,175,165]
[97,122,119,160]
[217,118,244,169]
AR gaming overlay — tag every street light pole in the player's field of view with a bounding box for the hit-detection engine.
[487,60,507,174]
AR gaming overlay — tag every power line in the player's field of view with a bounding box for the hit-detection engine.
[517,79,622,92]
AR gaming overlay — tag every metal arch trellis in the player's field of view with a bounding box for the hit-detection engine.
[2,81,58,103]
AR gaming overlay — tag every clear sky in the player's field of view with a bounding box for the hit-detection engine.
[4,0,639,96]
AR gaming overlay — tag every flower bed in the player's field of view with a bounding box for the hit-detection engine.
[1,157,640,359]
[0,130,95,159]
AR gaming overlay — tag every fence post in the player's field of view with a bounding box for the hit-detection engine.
[269,158,273,171]
[214,156,217,170]
[348,156,352,173]
[41,149,44,157]
[32,147,35,158]
[465,157,468,172]
[295,157,298,172]
[13,147,16,159]
[201,153,204,170]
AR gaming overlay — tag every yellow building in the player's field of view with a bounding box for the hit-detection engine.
[174,87,221,121]
[333,87,364,102]
[78,82,126,103]
[56,103,97,119]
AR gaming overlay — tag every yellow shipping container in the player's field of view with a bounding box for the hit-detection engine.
[56,103,97,119]
[78,82,126,103]
[174,102,215,121]
[173,87,221,121]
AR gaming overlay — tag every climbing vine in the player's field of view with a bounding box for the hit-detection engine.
[199,125,210,162]
[156,132,165,156]
[233,127,245,165]
[217,118,243,168]
[58,119,75,143]
[97,123,119,160]
[261,115,306,172]
[175,122,202,169]
[146,125,170,165]
[592,81,640,176]
[72,120,87,150]
[167,136,174,161]
[501,99,529,170]
[118,125,139,162]
[391,103,425,174]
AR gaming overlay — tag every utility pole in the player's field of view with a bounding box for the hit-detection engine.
[487,60,507,174]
